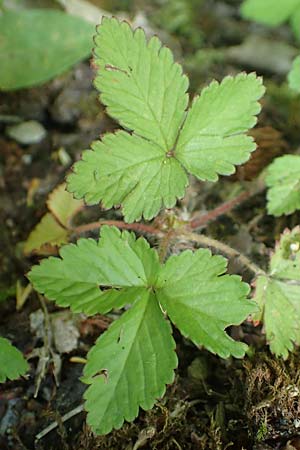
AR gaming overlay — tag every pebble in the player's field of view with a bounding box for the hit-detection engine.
[6,120,46,145]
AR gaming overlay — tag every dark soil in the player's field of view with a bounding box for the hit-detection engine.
[1,1,300,449]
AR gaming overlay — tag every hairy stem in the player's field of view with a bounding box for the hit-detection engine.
[190,179,266,230]
[180,231,265,277]
[73,220,162,236]
[190,190,251,229]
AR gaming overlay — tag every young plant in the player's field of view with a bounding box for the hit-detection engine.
[28,17,265,435]
[241,0,300,39]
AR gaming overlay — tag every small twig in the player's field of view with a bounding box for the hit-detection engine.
[180,231,265,277]
[73,219,162,236]
[35,404,84,441]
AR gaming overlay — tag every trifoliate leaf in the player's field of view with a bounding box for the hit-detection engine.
[156,249,256,358]
[30,225,254,355]
[241,0,300,26]
[0,337,29,383]
[47,183,84,227]
[93,16,189,150]
[28,226,159,314]
[83,290,177,435]
[29,226,256,434]
[253,228,300,358]
[288,56,300,93]
[266,155,300,216]
[68,18,264,222]
[68,131,188,222]
[24,213,69,255]
[175,73,265,181]
[0,9,94,91]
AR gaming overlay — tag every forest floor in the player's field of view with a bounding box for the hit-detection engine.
[1,0,300,449]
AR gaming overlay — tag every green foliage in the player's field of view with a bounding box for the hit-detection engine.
[0,337,29,383]
[83,291,177,435]
[0,9,94,90]
[67,17,265,222]
[156,250,254,358]
[241,0,300,39]
[29,225,256,434]
[266,155,300,216]
[253,228,300,359]
[288,56,300,93]
[27,16,267,437]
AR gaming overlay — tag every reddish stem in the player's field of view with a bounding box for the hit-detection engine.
[190,190,251,229]
[73,219,162,236]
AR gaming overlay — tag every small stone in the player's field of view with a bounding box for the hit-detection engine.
[6,120,46,145]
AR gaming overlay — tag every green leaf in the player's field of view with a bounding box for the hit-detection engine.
[0,9,94,91]
[266,155,300,216]
[24,213,69,255]
[156,249,256,358]
[253,276,299,358]
[29,225,256,433]
[253,228,300,358]
[288,56,300,93]
[175,73,265,182]
[68,131,188,222]
[93,16,189,150]
[83,290,177,434]
[68,18,264,222]
[290,8,300,39]
[28,226,159,314]
[0,337,29,383]
[241,0,300,26]
[47,183,84,227]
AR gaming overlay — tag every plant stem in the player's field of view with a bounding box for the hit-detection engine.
[190,190,251,229]
[73,220,162,236]
[180,231,265,277]
[190,178,266,230]
[158,230,175,263]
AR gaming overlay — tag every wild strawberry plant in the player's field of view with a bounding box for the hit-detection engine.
[28,17,266,435]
